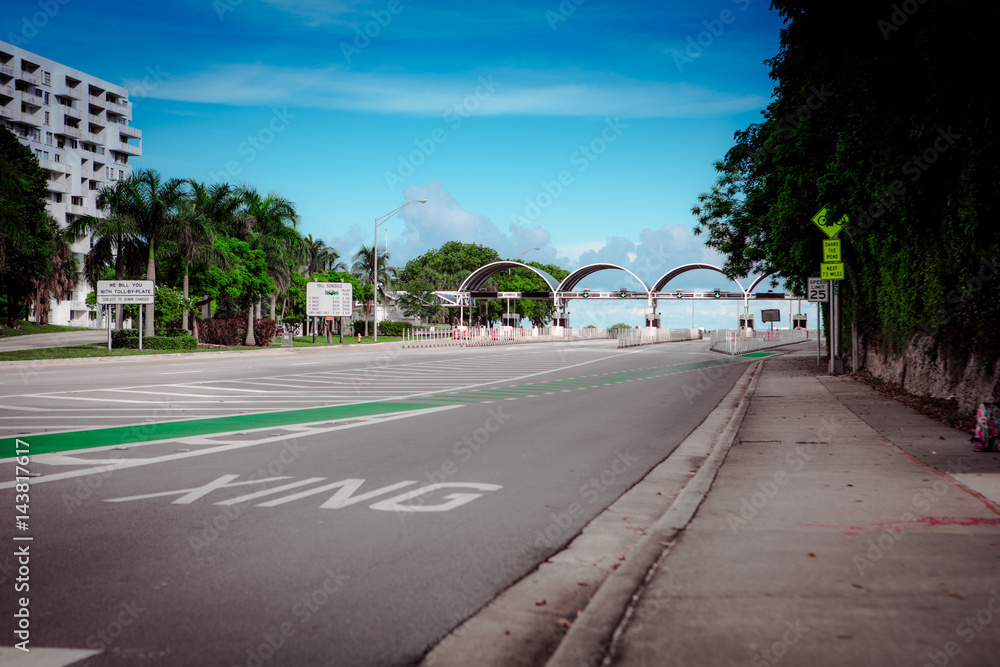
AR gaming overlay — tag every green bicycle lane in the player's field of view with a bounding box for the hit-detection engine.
[1,353,771,456]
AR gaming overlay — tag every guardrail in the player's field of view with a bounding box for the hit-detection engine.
[708,329,815,355]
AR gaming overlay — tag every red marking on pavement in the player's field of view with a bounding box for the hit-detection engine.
[803,517,1000,530]
[895,450,1000,517]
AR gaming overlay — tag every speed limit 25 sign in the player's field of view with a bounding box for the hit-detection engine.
[807,277,829,302]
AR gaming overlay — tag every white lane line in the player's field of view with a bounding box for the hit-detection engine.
[159,370,203,375]
[0,405,461,488]
[0,646,101,666]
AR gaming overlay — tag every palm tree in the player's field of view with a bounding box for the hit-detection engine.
[232,185,304,345]
[127,169,186,337]
[68,180,145,330]
[351,244,391,337]
[166,180,224,332]
[303,234,346,275]
[29,215,79,325]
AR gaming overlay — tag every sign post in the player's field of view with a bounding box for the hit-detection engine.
[806,277,828,365]
[812,208,847,374]
[97,280,155,351]
[307,282,353,346]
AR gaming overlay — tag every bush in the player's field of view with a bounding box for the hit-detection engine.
[144,336,197,350]
[200,317,276,346]
[254,318,277,344]
[110,329,196,350]
[200,318,245,346]
[111,329,139,348]
[352,319,410,337]
[158,327,189,338]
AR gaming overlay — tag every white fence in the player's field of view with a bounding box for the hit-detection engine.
[616,328,702,348]
[401,326,618,348]
[708,328,815,355]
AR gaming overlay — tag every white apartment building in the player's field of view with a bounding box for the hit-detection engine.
[0,41,141,327]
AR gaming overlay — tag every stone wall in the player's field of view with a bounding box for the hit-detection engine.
[860,334,1000,412]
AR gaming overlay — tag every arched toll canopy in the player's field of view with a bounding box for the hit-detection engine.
[557,263,651,294]
[746,273,778,294]
[651,262,745,294]
[458,261,561,293]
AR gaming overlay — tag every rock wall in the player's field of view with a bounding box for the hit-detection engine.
[860,335,1000,412]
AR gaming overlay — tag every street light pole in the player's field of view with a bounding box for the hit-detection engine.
[373,198,427,343]
[507,247,540,323]
[689,276,695,329]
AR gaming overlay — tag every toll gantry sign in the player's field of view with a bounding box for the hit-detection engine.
[306,282,353,317]
[96,280,155,304]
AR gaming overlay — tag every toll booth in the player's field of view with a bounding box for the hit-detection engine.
[501,314,519,328]
[645,315,661,328]
[792,314,808,329]
[739,315,754,330]
[552,314,570,328]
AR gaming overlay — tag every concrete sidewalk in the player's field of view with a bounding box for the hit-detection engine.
[0,329,106,351]
[552,348,1000,667]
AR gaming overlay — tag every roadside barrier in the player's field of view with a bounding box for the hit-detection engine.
[708,328,814,355]
[616,328,702,348]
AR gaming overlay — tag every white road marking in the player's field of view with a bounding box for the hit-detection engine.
[0,647,101,666]
[0,405,461,489]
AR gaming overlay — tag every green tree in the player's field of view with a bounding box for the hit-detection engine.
[206,237,276,345]
[232,185,304,327]
[0,128,56,327]
[351,244,391,336]
[69,180,147,330]
[124,169,186,337]
[693,1,1000,365]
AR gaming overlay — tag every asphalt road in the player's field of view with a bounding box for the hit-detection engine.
[0,340,753,666]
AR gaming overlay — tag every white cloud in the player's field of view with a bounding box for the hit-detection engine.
[124,63,766,119]
[260,0,358,26]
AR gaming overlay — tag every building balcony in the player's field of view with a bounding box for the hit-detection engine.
[40,159,70,174]
[62,105,82,119]
[0,107,16,121]
[88,93,106,106]
[0,64,13,76]
[19,108,43,127]
[47,179,69,194]
[69,301,93,311]
[114,140,141,157]
[88,112,104,125]
[119,124,141,139]
[0,84,13,99]
[18,71,40,86]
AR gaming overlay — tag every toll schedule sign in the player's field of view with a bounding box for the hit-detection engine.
[307,282,353,317]
[96,280,155,304]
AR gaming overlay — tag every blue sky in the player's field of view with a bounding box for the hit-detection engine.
[7,0,809,328]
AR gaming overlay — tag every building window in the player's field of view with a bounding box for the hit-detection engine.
[54,153,60,162]
[42,151,48,160]
[34,149,41,159]
[43,71,50,86]
[118,169,124,180]
[45,132,52,145]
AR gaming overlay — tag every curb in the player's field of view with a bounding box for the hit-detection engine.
[544,359,763,667]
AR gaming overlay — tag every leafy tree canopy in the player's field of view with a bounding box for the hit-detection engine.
[692,1,1000,361]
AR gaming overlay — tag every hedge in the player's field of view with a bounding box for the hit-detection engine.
[110,329,197,350]
[199,318,276,347]
[351,320,411,337]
